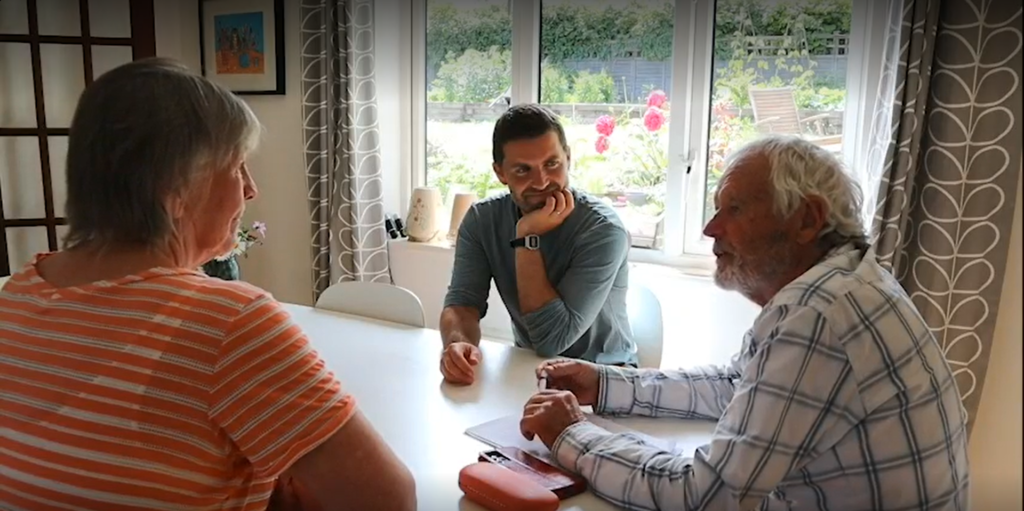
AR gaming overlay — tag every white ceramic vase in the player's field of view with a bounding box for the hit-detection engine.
[447,192,477,243]
[406,187,445,242]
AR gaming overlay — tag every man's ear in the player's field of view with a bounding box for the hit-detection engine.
[796,195,829,244]
[492,162,508,185]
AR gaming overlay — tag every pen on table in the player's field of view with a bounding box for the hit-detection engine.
[537,371,547,391]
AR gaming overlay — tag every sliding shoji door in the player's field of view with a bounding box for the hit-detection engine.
[0,0,156,276]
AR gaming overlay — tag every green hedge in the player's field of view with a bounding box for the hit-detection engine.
[426,0,852,67]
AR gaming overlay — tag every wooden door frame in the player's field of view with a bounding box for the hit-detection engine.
[0,0,155,275]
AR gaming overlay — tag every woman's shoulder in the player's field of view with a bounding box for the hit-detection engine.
[110,272,295,343]
[161,270,270,297]
[144,270,282,313]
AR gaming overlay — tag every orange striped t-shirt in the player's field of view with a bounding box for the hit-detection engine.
[0,255,355,510]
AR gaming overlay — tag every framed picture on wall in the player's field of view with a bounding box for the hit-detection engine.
[198,0,285,95]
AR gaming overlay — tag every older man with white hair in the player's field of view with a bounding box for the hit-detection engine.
[520,135,970,511]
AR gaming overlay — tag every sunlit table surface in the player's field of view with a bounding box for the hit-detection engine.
[283,303,717,510]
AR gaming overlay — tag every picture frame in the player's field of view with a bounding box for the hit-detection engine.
[198,0,285,95]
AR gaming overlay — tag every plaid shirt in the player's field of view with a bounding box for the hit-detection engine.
[551,245,971,511]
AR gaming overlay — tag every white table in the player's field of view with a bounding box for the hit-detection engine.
[283,304,717,510]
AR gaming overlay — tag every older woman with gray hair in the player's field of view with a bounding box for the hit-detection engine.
[521,134,969,511]
[0,58,415,511]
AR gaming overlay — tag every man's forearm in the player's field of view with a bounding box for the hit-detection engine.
[552,422,752,511]
[440,306,482,347]
[515,248,559,314]
[598,365,738,420]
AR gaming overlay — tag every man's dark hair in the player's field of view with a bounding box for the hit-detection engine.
[491,103,570,164]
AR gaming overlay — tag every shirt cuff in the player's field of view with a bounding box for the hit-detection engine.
[442,293,489,318]
[595,366,636,415]
[550,420,611,472]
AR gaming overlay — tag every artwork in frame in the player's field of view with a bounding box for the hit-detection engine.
[198,0,285,95]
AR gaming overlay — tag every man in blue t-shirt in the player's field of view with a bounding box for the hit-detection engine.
[439,104,636,385]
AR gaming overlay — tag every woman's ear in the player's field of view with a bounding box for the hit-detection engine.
[166,192,188,221]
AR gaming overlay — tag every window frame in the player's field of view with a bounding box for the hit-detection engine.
[406,0,889,272]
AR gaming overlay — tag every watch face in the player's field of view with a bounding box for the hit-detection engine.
[525,234,541,250]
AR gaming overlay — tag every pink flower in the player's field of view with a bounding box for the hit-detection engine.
[643,107,666,132]
[595,115,615,136]
[646,90,667,109]
[595,135,610,154]
[252,221,267,237]
[712,100,734,120]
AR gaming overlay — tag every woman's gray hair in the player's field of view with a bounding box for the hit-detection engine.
[63,57,262,250]
[724,134,868,248]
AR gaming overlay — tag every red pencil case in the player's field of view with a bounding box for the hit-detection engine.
[458,447,587,511]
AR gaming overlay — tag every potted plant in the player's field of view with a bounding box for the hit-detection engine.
[202,221,267,281]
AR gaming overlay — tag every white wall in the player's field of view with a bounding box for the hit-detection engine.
[153,0,409,306]
[968,174,1023,510]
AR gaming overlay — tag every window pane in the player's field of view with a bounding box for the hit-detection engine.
[541,0,674,250]
[0,136,45,219]
[36,0,81,37]
[40,43,86,129]
[0,0,29,34]
[89,0,133,38]
[425,0,511,203]
[704,0,852,223]
[6,227,49,273]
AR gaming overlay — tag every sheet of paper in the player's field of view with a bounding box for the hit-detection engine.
[465,414,690,461]
[464,414,553,460]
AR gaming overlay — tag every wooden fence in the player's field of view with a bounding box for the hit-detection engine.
[426,102,844,134]
[427,34,851,104]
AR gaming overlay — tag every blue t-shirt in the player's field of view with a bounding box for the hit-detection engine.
[443,188,636,365]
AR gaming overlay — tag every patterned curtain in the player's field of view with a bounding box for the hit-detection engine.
[301,0,390,303]
[866,0,1022,434]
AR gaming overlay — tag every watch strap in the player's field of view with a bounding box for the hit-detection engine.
[510,234,540,250]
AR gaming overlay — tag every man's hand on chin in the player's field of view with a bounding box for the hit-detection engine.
[519,390,587,449]
[517,189,575,237]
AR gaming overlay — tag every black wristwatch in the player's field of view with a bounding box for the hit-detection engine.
[510,234,541,250]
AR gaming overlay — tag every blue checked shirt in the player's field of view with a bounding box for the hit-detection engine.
[551,245,971,511]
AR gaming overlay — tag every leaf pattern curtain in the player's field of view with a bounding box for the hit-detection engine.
[301,0,390,303]
[866,0,1022,434]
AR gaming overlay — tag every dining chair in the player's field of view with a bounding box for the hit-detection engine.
[315,281,427,328]
[0,275,9,291]
[747,87,842,146]
[627,283,664,369]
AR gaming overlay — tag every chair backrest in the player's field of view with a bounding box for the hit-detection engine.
[0,276,9,291]
[748,87,801,135]
[315,281,426,328]
[626,283,664,369]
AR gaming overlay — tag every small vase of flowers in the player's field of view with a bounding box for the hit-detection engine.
[201,221,267,281]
